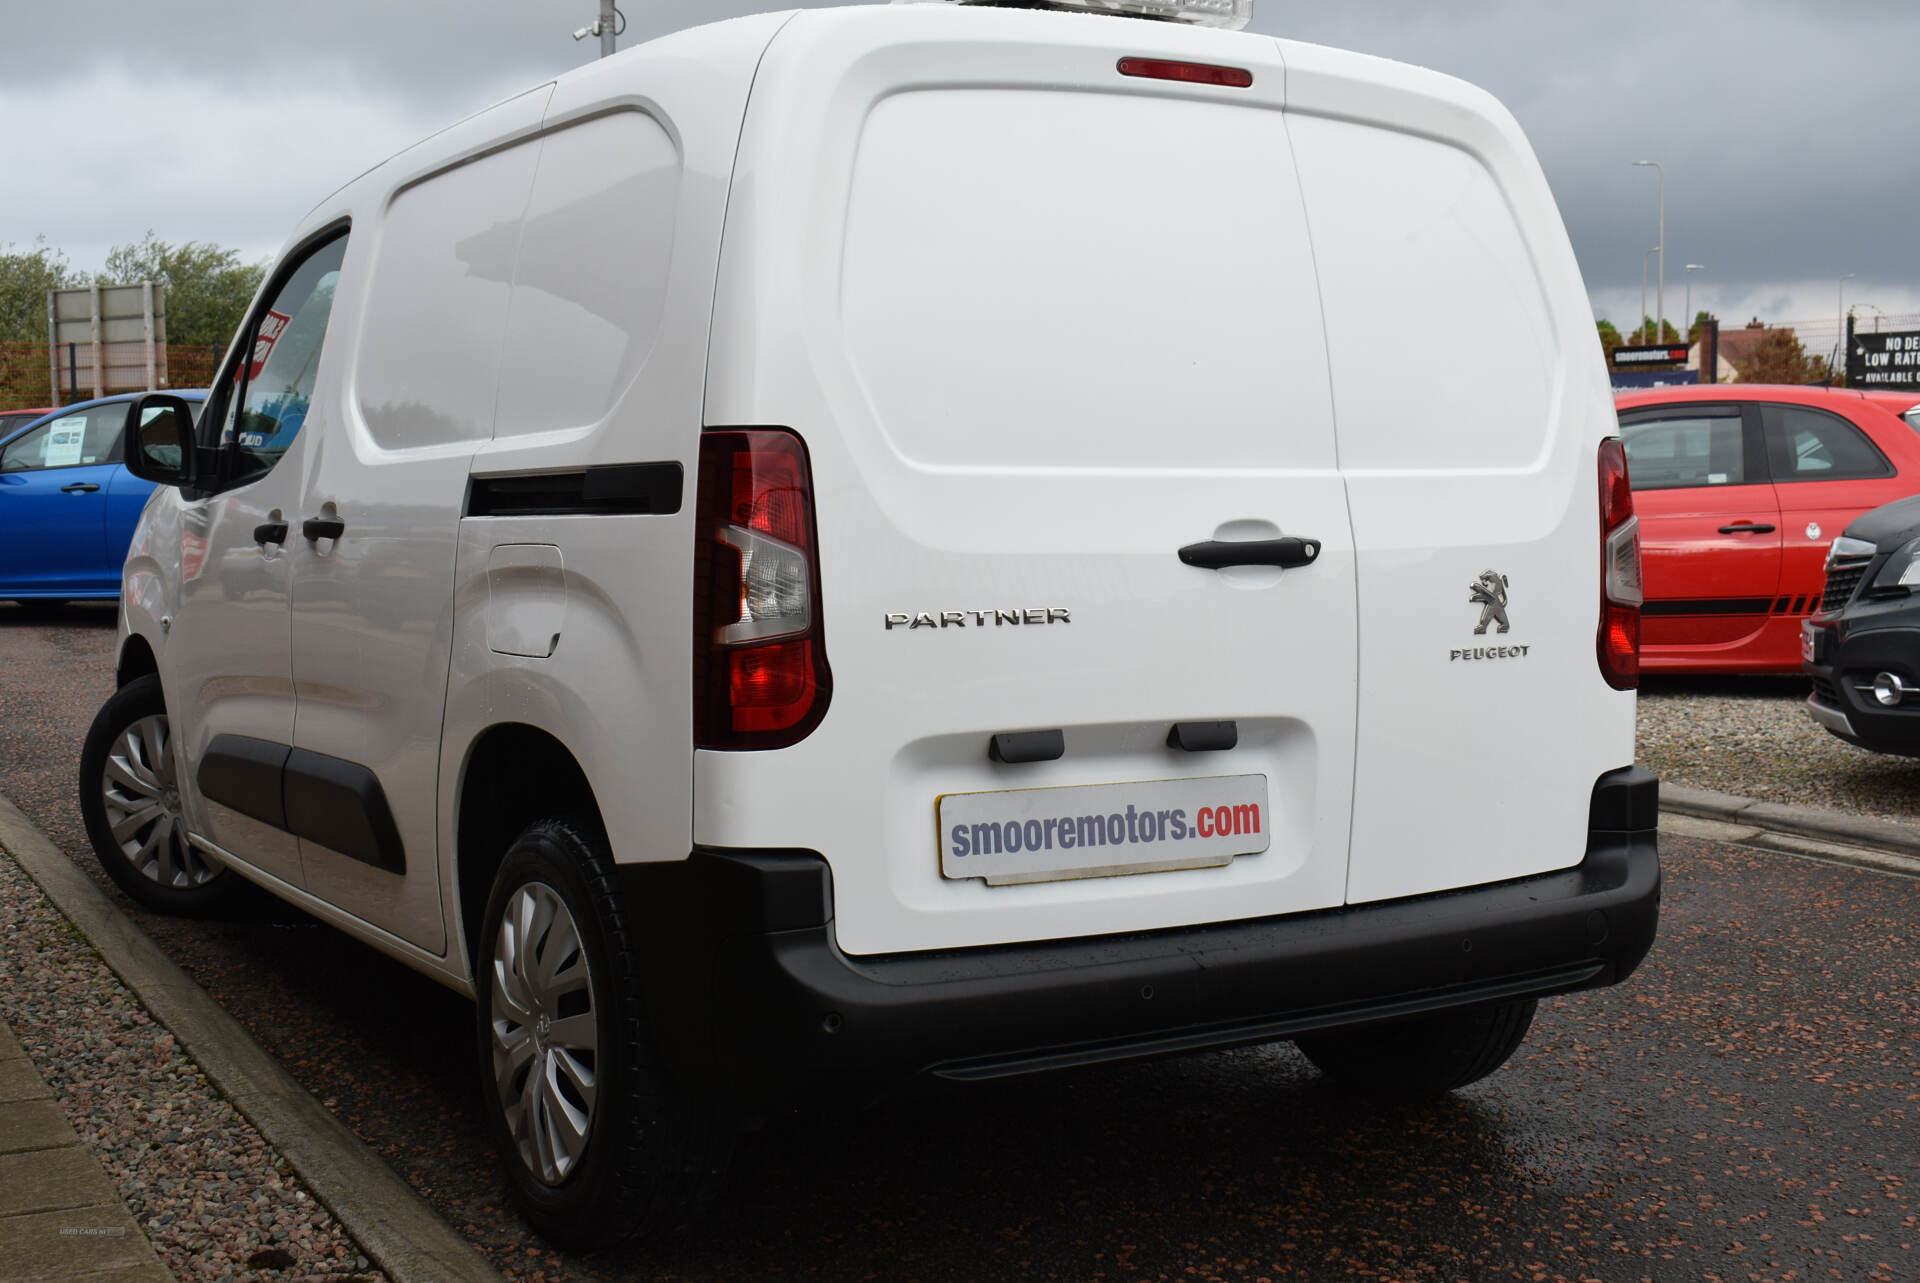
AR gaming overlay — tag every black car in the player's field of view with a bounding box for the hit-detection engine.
[1804,492,1920,754]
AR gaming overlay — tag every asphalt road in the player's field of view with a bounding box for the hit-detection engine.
[2,603,1915,1283]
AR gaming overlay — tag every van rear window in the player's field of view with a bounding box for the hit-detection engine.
[840,89,1334,471]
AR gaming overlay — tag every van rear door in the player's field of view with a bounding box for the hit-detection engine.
[1281,45,1638,905]
[700,7,1358,956]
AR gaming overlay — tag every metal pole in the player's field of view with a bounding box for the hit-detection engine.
[1837,274,1856,377]
[88,281,104,401]
[599,0,615,57]
[1634,161,1665,342]
[141,281,156,392]
[45,289,58,407]
[1640,252,1648,343]
[1684,264,1705,342]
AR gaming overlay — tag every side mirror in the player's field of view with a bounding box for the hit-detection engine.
[123,393,199,487]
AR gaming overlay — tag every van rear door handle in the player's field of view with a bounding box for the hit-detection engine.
[1178,537,1320,569]
[1717,522,1775,534]
[302,517,346,541]
[61,482,100,493]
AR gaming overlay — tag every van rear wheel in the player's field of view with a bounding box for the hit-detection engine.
[1294,998,1537,1098]
[475,817,728,1248]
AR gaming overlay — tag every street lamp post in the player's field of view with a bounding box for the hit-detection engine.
[1634,160,1666,348]
[1684,264,1705,340]
[1838,273,1857,378]
[1642,248,1660,342]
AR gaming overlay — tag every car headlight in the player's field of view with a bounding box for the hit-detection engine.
[1869,535,1920,592]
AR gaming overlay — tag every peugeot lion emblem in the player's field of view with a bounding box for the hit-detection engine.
[1468,570,1510,635]
[1451,570,1530,663]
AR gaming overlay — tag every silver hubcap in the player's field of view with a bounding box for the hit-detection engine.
[100,713,218,888]
[489,882,598,1185]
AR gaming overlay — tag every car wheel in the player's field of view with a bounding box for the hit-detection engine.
[476,817,729,1248]
[78,674,234,914]
[1294,998,1537,1098]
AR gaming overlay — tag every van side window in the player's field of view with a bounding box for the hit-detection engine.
[202,232,349,487]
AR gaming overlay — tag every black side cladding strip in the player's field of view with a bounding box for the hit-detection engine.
[1641,597,1777,618]
[467,461,683,517]
[197,735,291,830]
[282,749,406,875]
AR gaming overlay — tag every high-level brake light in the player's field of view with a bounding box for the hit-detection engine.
[1597,438,1643,690]
[694,429,832,749]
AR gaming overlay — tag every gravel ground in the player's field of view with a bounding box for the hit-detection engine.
[1636,675,1920,823]
[0,850,384,1282]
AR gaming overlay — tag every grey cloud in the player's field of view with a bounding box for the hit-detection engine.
[3,0,1911,304]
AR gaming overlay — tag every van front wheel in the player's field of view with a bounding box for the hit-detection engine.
[78,674,234,915]
[1294,998,1537,1098]
[475,818,728,1248]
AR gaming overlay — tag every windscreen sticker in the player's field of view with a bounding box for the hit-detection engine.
[247,309,292,381]
[42,416,87,468]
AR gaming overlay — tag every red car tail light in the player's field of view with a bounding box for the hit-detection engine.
[693,429,832,748]
[1597,437,1643,690]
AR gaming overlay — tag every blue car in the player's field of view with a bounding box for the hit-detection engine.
[0,390,207,601]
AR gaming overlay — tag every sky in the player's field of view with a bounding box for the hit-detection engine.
[1,0,1909,356]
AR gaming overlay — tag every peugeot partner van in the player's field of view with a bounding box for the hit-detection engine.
[81,0,1659,1246]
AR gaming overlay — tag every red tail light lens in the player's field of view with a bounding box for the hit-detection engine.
[694,429,831,748]
[1597,437,1643,690]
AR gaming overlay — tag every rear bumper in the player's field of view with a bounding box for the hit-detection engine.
[628,767,1661,1103]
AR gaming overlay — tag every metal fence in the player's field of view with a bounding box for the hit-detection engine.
[0,342,221,412]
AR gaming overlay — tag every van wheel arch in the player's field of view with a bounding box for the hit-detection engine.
[116,635,159,690]
[455,724,601,975]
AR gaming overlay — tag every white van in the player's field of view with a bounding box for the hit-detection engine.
[82,0,1659,1246]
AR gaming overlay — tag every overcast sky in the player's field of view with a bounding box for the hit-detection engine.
[1,0,1907,352]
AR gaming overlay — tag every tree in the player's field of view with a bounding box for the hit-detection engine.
[1628,316,1682,345]
[98,233,266,348]
[0,237,81,341]
[1688,311,1715,345]
[1734,328,1825,384]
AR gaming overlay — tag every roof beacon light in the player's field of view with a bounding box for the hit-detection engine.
[894,0,1253,32]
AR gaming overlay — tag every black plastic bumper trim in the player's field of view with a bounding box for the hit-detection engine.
[623,766,1660,1103]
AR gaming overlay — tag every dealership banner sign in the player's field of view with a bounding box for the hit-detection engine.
[1848,331,1920,390]
[1612,343,1691,369]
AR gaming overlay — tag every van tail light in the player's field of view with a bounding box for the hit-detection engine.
[1597,437,1643,690]
[693,429,832,749]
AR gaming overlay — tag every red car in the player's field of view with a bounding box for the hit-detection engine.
[1616,384,1920,673]
[0,407,54,438]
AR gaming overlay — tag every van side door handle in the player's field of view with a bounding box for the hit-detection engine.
[253,521,288,545]
[1717,522,1775,534]
[302,517,346,541]
[1178,537,1320,570]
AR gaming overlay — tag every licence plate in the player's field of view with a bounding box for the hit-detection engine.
[1802,619,1825,664]
[938,774,1270,886]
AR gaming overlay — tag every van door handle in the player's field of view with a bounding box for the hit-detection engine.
[61,482,100,493]
[1178,537,1320,569]
[253,522,288,545]
[302,517,346,541]
[1717,522,1775,534]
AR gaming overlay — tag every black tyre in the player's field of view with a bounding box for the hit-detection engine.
[78,674,235,914]
[1294,998,1537,1098]
[475,817,729,1248]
